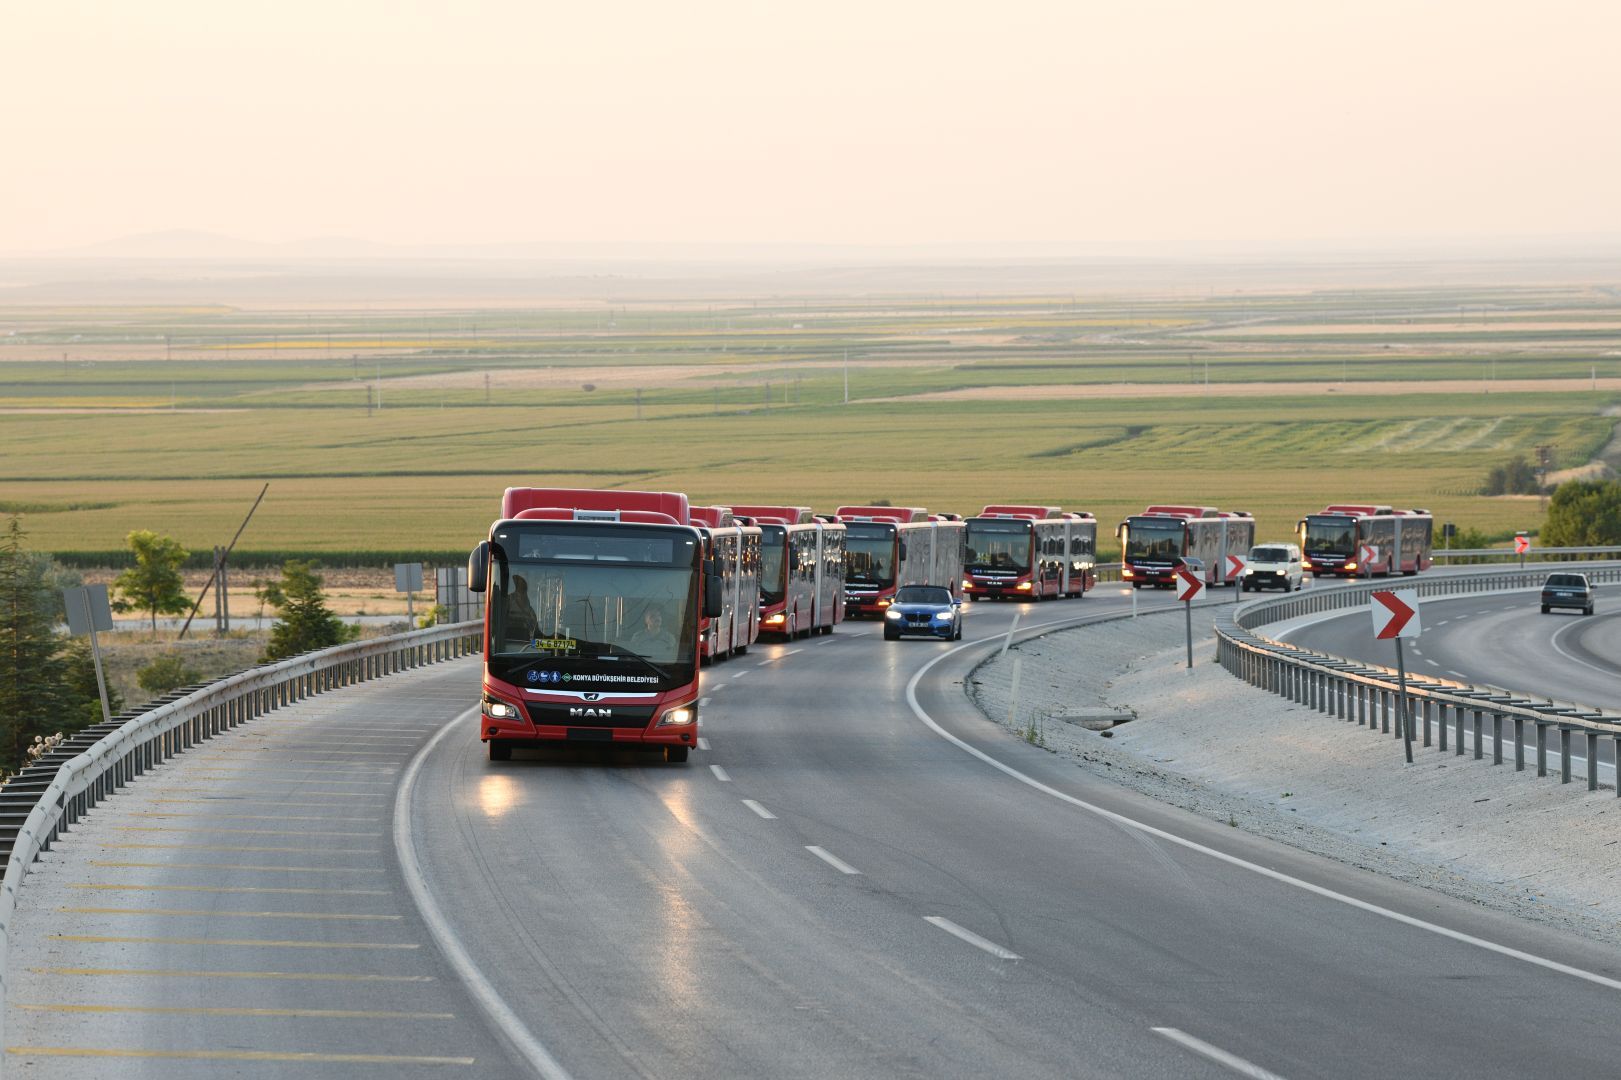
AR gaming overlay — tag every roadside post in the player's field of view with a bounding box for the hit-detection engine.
[63,585,115,725]
[1175,559,1204,670]
[1514,532,1530,570]
[1371,588,1422,764]
[395,562,424,624]
[1224,553,1247,602]
[999,609,1021,660]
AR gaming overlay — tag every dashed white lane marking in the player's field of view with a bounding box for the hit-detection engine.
[699,697,710,706]
[731,670,749,679]
[923,916,1019,960]
[905,638,1621,996]
[1424,658,1440,666]
[697,738,710,751]
[783,647,804,657]
[806,846,860,875]
[1152,1028,1288,1079]
[708,683,726,692]
[709,765,732,782]
[1438,619,1451,626]
[742,800,776,820]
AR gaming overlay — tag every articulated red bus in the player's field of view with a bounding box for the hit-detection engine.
[1298,504,1434,577]
[1118,505,1255,588]
[468,487,720,763]
[730,505,847,638]
[836,506,965,617]
[963,505,1097,601]
[688,505,763,662]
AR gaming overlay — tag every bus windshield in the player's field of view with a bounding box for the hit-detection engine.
[487,523,699,691]
[843,522,896,586]
[965,520,1031,571]
[758,525,786,605]
[1124,518,1184,560]
[1304,516,1356,557]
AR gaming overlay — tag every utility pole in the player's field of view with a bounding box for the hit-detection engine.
[843,350,849,404]
[635,387,642,421]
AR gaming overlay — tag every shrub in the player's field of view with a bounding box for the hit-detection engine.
[136,653,202,696]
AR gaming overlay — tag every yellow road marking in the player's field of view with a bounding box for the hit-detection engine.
[112,827,382,837]
[14,1002,452,1019]
[127,814,384,823]
[99,844,379,854]
[30,967,433,982]
[62,908,403,922]
[5,1047,473,1065]
[50,935,418,950]
[70,883,388,895]
[90,861,386,874]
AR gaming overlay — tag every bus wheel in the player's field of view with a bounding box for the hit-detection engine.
[733,644,748,656]
[666,745,689,763]
[488,740,512,762]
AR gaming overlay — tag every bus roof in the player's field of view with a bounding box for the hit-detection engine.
[836,506,929,523]
[688,506,735,528]
[979,504,1062,519]
[729,505,814,524]
[502,487,689,524]
[1140,505,1219,519]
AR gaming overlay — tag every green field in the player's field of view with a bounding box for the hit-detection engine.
[2,266,1617,562]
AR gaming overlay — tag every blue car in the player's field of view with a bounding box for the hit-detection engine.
[883,585,963,641]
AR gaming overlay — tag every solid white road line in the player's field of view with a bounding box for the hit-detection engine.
[805,846,860,875]
[395,708,575,1080]
[1550,617,1621,680]
[923,916,1020,960]
[1152,1027,1288,1080]
[904,634,1621,995]
[742,800,776,820]
[710,765,732,782]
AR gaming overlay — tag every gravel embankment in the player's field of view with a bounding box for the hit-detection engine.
[968,607,1621,947]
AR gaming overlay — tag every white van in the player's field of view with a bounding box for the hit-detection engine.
[1243,543,1303,592]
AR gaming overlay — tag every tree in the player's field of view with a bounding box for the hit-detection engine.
[113,530,191,631]
[1541,479,1621,546]
[1482,456,1540,496]
[0,518,67,769]
[60,637,123,729]
[262,560,356,661]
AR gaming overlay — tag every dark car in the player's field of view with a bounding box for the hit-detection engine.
[883,585,962,640]
[1540,572,1594,616]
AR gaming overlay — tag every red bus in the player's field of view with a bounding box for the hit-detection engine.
[836,506,965,617]
[1298,504,1434,577]
[1118,505,1255,588]
[688,506,763,662]
[468,487,720,763]
[731,505,847,638]
[963,506,1097,601]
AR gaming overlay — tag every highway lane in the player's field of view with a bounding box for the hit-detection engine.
[408,585,1621,1079]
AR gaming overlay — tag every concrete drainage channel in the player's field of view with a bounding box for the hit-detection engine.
[0,620,481,1068]
[1215,563,1621,793]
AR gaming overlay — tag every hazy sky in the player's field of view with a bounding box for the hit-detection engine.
[5,1,1618,254]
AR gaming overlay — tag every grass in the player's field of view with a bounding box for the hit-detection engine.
[3,280,1618,560]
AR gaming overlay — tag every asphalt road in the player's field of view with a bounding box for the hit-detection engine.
[10,579,1621,1079]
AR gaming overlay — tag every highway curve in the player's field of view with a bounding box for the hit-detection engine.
[9,583,1621,1078]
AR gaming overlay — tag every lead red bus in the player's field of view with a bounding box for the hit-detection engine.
[962,505,1097,601]
[730,505,847,638]
[1298,504,1434,577]
[468,487,721,763]
[1118,505,1255,588]
[837,505,965,617]
[688,505,763,662]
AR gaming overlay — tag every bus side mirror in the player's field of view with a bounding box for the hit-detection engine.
[704,574,724,618]
[468,541,490,593]
[898,541,908,561]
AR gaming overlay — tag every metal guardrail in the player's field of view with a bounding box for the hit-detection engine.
[0,619,482,1065]
[1214,563,1621,794]
[1433,545,1621,563]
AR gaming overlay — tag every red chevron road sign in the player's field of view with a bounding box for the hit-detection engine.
[1514,534,1530,555]
[1175,565,1204,602]
[1371,589,1421,640]
[1224,554,1247,582]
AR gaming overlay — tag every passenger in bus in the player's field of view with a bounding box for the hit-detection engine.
[505,575,539,646]
[623,606,677,658]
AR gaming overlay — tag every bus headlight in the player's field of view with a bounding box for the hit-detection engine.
[763,612,786,626]
[657,704,695,727]
[482,696,520,720]
[1016,581,1032,591]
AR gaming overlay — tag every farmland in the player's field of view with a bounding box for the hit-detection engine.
[2,258,1618,562]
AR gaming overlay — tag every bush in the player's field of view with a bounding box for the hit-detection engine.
[1542,479,1621,547]
[136,653,202,696]
[1481,456,1541,496]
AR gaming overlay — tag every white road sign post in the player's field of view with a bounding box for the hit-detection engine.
[1372,588,1421,764]
[1175,565,1203,670]
[395,562,424,624]
[63,585,115,725]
